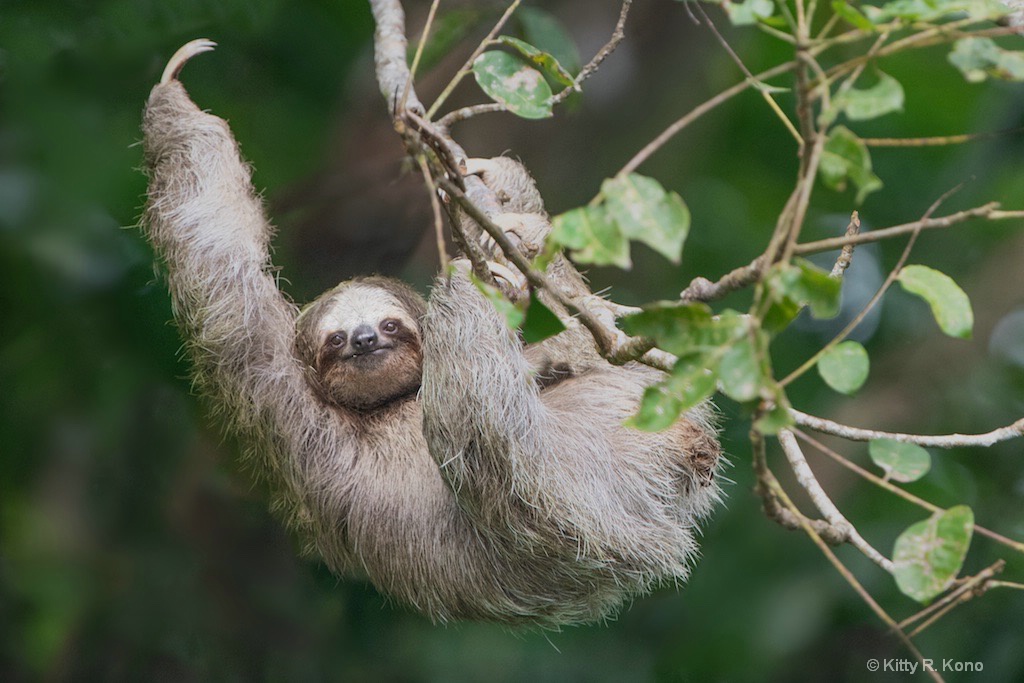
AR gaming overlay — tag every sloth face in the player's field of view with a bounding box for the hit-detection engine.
[297,281,425,412]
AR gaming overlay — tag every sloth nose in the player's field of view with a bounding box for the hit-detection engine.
[351,325,379,352]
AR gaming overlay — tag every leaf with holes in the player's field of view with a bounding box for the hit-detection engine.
[869,439,932,483]
[473,51,553,119]
[820,126,883,204]
[893,506,974,603]
[627,354,719,432]
[837,70,904,121]
[496,36,575,88]
[551,205,630,268]
[897,265,974,339]
[602,174,691,263]
[818,341,869,394]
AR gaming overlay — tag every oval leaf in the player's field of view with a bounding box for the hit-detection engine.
[472,51,553,119]
[869,438,931,483]
[897,265,974,339]
[766,259,842,320]
[838,70,904,121]
[619,305,747,357]
[893,506,974,603]
[817,340,869,394]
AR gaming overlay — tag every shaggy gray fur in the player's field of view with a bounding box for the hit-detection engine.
[141,58,722,626]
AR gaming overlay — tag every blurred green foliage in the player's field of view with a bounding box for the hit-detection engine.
[3,1,1024,681]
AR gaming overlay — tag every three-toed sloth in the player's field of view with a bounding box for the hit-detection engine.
[142,41,722,626]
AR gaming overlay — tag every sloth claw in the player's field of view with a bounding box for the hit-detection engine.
[161,38,217,85]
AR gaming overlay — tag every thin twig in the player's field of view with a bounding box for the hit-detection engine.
[795,430,1024,555]
[618,60,799,176]
[830,211,860,278]
[863,127,1024,147]
[792,409,1024,449]
[437,177,619,356]
[415,154,449,271]
[778,430,895,572]
[426,0,521,119]
[780,186,958,388]
[550,0,634,106]
[756,432,939,681]
[438,102,507,129]
[403,0,441,113]
[901,565,1003,638]
[795,203,1022,255]
[694,2,801,144]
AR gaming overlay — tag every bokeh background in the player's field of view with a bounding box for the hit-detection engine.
[3,1,1024,680]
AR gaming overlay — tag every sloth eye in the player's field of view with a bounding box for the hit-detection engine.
[381,320,399,334]
[327,332,346,348]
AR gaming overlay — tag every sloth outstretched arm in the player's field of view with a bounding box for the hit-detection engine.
[142,44,339,531]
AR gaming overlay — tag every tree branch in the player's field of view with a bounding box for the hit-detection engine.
[550,0,634,107]
[778,430,895,573]
[792,409,1024,449]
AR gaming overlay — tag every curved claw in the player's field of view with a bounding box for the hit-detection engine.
[160,39,217,85]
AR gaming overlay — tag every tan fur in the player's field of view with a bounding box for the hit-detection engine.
[141,50,722,626]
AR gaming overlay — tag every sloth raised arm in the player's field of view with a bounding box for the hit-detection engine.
[142,42,323,513]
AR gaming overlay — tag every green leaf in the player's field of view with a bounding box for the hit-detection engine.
[627,354,718,431]
[831,0,876,30]
[949,37,1024,83]
[517,7,581,75]
[521,291,567,344]
[551,205,631,268]
[602,174,691,263]
[620,305,747,357]
[472,51,553,119]
[725,0,776,25]
[469,273,524,330]
[817,341,869,394]
[766,259,842,320]
[496,36,575,88]
[893,506,974,603]
[719,335,764,402]
[837,70,904,121]
[869,439,932,483]
[820,126,883,204]
[897,265,974,339]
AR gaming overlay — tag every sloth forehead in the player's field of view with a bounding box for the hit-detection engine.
[317,285,417,337]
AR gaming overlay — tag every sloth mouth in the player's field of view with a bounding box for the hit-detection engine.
[344,346,394,362]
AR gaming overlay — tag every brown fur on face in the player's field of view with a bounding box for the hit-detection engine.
[296,277,426,411]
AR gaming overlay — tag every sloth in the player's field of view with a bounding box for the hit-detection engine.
[142,41,722,626]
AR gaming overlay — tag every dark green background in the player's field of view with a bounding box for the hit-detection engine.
[3,1,1023,680]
